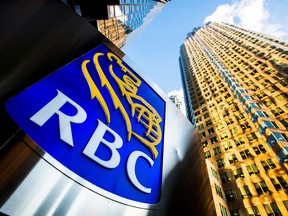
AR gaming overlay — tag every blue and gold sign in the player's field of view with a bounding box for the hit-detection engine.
[5,45,166,204]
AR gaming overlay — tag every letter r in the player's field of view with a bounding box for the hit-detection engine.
[30,90,87,146]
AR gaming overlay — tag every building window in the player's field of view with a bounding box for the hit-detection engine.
[211,108,217,115]
[272,107,284,116]
[210,136,218,144]
[226,118,234,125]
[271,176,288,191]
[246,132,258,142]
[200,131,206,138]
[219,203,228,216]
[220,132,229,140]
[196,124,204,130]
[220,172,231,183]
[223,142,233,151]
[228,154,238,164]
[202,107,207,112]
[222,110,229,118]
[235,137,246,146]
[204,113,210,119]
[256,111,270,118]
[255,74,264,81]
[240,149,252,159]
[217,158,226,168]
[216,98,223,103]
[211,167,219,180]
[261,159,277,171]
[230,127,240,136]
[264,120,280,129]
[239,185,252,198]
[206,119,212,126]
[280,78,288,87]
[230,209,241,216]
[196,117,202,123]
[215,183,224,198]
[224,93,231,99]
[254,181,269,195]
[202,140,208,148]
[246,103,260,113]
[213,146,222,155]
[276,93,288,101]
[283,200,288,211]
[204,150,211,159]
[280,117,288,129]
[225,189,236,201]
[193,104,199,110]
[214,115,221,122]
[236,113,245,121]
[240,122,251,131]
[231,105,240,112]
[233,168,244,179]
[261,79,272,87]
[264,98,275,107]
[217,123,225,130]
[272,132,288,142]
[257,92,267,99]
[228,100,234,105]
[208,127,215,134]
[253,144,266,155]
[194,110,200,116]
[263,203,282,216]
[246,80,254,86]
[246,206,260,216]
[267,85,279,93]
[246,163,260,175]
[251,85,260,92]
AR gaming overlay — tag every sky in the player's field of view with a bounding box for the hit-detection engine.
[122,0,288,97]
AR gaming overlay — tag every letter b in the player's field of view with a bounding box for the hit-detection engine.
[82,119,123,169]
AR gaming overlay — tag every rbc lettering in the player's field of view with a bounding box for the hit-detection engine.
[30,90,154,193]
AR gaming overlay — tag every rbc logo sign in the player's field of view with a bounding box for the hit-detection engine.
[6,45,165,204]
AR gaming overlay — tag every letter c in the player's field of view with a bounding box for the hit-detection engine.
[127,151,154,194]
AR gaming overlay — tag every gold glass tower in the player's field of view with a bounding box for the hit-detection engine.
[179,22,288,216]
[64,0,169,48]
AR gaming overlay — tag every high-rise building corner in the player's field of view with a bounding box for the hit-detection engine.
[63,0,170,48]
[179,22,288,216]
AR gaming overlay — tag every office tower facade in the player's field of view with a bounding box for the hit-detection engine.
[179,22,288,216]
[64,0,169,48]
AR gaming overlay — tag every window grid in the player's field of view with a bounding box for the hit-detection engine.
[271,177,288,191]
[263,203,282,216]
[254,181,270,195]
[246,164,260,175]
[239,185,252,198]
[261,159,277,171]
[215,183,224,198]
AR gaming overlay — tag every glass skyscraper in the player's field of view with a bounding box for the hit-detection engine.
[179,22,288,216]
[65,0,169,48]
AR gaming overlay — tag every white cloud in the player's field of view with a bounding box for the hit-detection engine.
[204,4,236,24]
[168,88,184,99]
[204,0,288,40]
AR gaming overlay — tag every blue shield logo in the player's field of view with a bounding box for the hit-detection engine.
[5,44,166,204]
